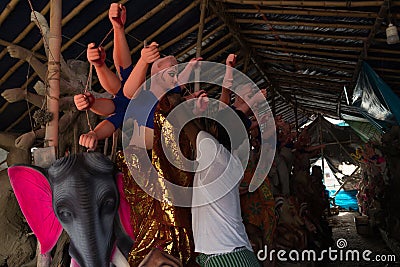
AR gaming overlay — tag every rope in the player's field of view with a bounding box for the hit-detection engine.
[83,64,94,132]
[24,60,35,133]
[74,27,114,60]
[27,0,58,67]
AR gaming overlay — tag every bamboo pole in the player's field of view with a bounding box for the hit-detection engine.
[264,69,352,82]
[159,15,217,51]
[103,0,174,52]
[247,37,362,52]
[350,0,388,90]
[45,0,62,149]
[251,43,360,60]
[0,39,48,60]
[62,0,128,50]
[216,0,387,7]
[262,58,354,73]
[280,88,340,99]
[236,18,373,30]
[319,115,325,178]
[4,106,36,132]
[260,54,355,69]
[0,102,9,114]
[368,47,400,55]
[241,29,368,42]
[0,0,20,27]
[0,3,50,61]
[294,95,299,137]
[0,0,90,87]
[130,0,201,55]
[367,56,400,63]
[272,76,346,89]
[194,0,207,91]
[176,24,227,59]
[227,7,378,18]
[200,33,232,55]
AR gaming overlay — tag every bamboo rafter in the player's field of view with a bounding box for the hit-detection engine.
[235,18,374,30]
[159,15,217,52]
[259,53,356,70]
[103,0,175,52]
[176,23,228,59]
[241,30,368,42]
[350,0,389,90]
[0,3,49,61]
[0,1,92,87]
[252,44,360,60]
[130,0,202,55]
[247,38,363,52]
[216,0,391,8]
[265,69,352,82]
[0,0,19,27]
[227,7,379,18]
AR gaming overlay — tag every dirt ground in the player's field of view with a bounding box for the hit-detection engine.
[322,211,399,267]
[276,211,399,267]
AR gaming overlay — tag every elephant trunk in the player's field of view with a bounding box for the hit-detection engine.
[69,222,114,267]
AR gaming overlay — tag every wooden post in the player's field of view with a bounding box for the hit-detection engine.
[319,114,325,180]
[45,0,62,152]
[294,95,299,137]
[194,0,207,91]
[272,87,276,116]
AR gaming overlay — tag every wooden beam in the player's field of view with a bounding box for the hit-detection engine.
[0,0,20,27]
[216,0,388,7]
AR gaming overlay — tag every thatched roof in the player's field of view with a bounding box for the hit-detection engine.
[1,0,399,133]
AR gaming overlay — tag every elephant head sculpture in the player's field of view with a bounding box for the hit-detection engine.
[8,152,134,267]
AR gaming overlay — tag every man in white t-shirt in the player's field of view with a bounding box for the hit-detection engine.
[192,131,261,267]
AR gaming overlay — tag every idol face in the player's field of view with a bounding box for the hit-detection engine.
[160,65,179,90]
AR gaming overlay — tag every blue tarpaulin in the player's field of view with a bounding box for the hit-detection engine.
[329,189,359,211]
[352,62,400,130]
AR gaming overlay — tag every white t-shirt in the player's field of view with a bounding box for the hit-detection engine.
[192,131,252,254]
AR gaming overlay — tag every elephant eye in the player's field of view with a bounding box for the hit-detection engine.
[57,208,73,222]
[101,198,116,213]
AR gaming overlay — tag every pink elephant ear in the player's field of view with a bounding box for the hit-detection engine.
[8,165,62,254]
[116,172,134,240]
